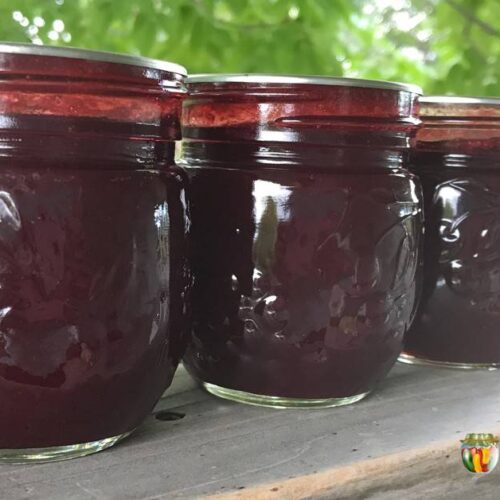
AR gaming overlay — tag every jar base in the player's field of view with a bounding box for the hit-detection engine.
[0,430,134,464]
[202,382,370,409]
[398,352,500,371]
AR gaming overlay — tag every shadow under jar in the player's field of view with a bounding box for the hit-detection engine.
[401,96,500,369]
[0,44,189,462]
[182,75,423,408]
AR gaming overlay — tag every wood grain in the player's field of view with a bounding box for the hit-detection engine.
[0,363,499,499]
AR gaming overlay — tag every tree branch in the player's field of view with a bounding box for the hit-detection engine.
[444,0,500,37]
[191,0,295,31]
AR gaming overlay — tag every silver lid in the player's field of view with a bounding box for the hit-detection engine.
[187,73,422,94]
[421,95,500,106]
[0,42,187,76]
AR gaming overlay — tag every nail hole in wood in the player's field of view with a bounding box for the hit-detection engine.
[155,410,185,421]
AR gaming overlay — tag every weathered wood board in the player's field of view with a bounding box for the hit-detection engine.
[1,363,500,499]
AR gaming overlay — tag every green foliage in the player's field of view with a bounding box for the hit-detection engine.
[0,0,498,96]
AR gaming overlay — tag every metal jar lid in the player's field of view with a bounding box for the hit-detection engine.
[187,73,422,94]
[421,96,500,106]
[0,42,187,76]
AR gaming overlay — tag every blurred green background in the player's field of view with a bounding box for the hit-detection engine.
[1,0,499,96]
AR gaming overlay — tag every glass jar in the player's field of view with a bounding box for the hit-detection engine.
[0,44,188,462]
[401,96,500,368]
[182,75,423,408]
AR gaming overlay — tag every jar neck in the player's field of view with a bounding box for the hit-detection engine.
[183,119,416,147]
[182,140,408,171]
[182,82,419,169]
[412,149,500,171]
[417,115,500,156]
[0,114,176,168]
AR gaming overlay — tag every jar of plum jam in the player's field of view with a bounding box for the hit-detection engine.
[401,96,500,368]
[182,75,423,408]
[0,44,188,462]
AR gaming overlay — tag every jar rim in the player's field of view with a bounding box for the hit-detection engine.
[421,95,500,106]
[187,73,422,94]
[0,42,187,77]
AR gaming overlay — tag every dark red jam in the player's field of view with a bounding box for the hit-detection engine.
[403,97,500,366]
[0,44,188,451]
[182,76,423,404]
